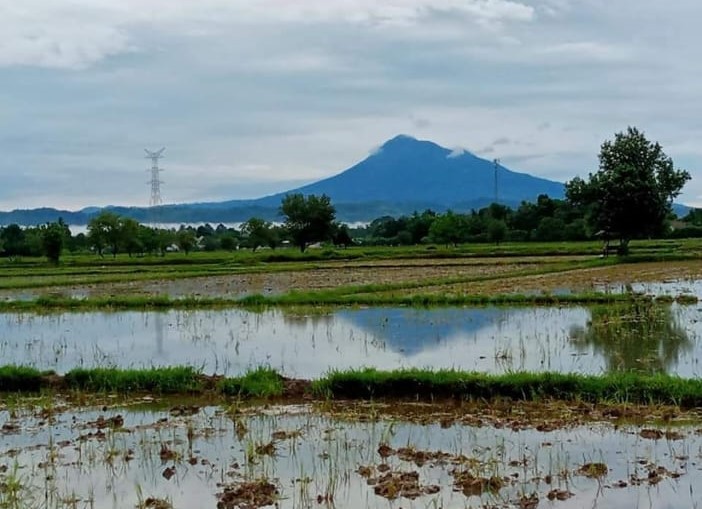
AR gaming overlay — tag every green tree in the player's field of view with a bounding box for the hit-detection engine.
[368,216,408,244]
[533,217,566,242]
[280,194,336,252]
[566,127,690,254]
[267,225,284,250]
[219,234,238,251]
[157,229,176,255]
[428,211,467,246]
[66,232,88,253]
[22,228,43,256]
[137,226,159,255]
[487,219,507,245]
[87,211,122,257]
[176,229,197,255]
[406,210,436,244]
[119,217,142,257]
[241,217,272,252]
[683,208,702,226]
[331,223,354,247]
[0,224,26,257]
[40,222,65,264]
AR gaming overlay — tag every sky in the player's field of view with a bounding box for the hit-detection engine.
[2,0,702,211]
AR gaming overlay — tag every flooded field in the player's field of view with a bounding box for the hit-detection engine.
[0,259,550,301]
[2,302,702,376]
[1,401,701,508]
[413,262,702,297]
[2,255,702,508]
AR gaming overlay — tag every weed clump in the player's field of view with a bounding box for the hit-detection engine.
[313,368,702,407]
[64,366,202,393]
[218,367,284,398]
[0,365,46,392]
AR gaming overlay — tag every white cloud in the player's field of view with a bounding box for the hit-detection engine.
[0,0,535,69]
[536,41,633,63]
[225,0,535,25]
[2,0,702,210]
[447,147,467,158]
[0,4,131,69]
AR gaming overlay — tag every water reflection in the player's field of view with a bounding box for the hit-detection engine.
[0,304,701,377]
[154,312,165,357]
[570,301,693,373]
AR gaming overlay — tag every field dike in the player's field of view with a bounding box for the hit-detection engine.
[4,365,702,408]
[0,290,696,312]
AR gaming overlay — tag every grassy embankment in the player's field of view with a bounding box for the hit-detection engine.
[4,365,702,407]
[0,288,690,313]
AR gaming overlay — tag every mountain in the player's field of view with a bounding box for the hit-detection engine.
[0,135,601,224]
[212,134,565,211]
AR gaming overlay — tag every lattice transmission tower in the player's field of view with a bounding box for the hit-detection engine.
[145,148,165,206]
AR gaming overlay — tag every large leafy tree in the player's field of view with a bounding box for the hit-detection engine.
[87,211,122,257]
[176,228,197,255]
[566,127,690,253]
[280,193,336,252]
[40,222,66,264]
[241,217,272,252]
[428,211,467,246]
[120,217,142,256]
[0,224,26,257]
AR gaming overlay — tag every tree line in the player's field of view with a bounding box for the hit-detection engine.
[0,194,349,262]
[0,127,694,262]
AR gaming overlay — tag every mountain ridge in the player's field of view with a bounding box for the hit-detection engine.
[3,134,685,225]
[191,134,564,211]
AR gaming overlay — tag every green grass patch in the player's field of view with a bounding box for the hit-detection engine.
[218,367,284,398]
[313,368,702,407]
[0,366,46,392]
[3,365,702,407]
[64,366,202,393]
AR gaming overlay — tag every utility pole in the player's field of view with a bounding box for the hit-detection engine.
[493,158,500,204]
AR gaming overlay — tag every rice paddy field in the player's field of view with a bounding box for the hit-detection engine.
[2,239,702,508]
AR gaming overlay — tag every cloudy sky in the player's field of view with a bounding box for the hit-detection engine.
[2,0,702,210]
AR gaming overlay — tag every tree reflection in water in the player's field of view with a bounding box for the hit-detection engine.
[570,300,692,374]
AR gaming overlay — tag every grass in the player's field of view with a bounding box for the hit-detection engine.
[218,367,284,398]
[0,288,683,312]
[0,365,46,392]
[3,365,702,408]
[312,368,702,407]
[63,366,202,393]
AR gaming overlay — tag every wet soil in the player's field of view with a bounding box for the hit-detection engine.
[0,259,561,300]
[409,260,702,296]
[319,399,702,430]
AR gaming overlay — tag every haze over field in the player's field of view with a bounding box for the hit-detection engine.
[2,1,701,210]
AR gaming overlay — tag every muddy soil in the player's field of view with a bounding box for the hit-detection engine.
[0,259,552,300]
[401,260,702,296]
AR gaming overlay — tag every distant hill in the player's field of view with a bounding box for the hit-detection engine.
[0,135,689,225]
